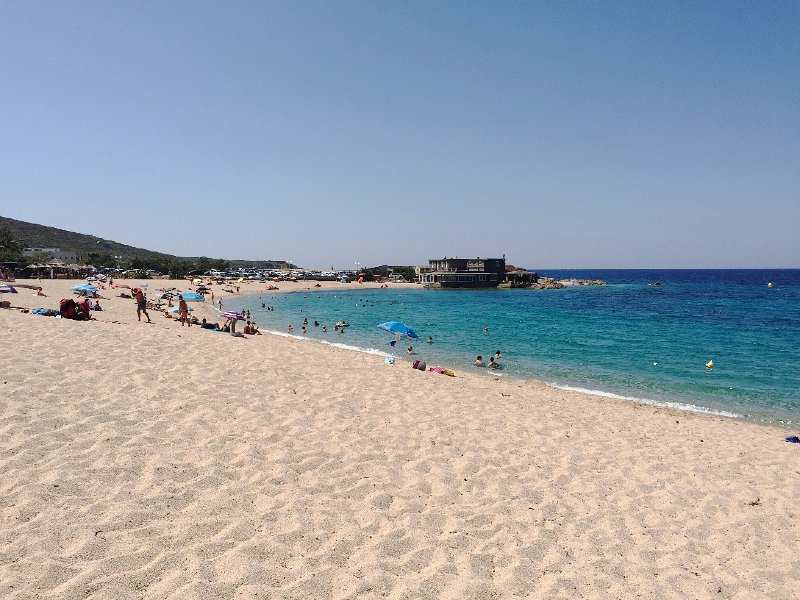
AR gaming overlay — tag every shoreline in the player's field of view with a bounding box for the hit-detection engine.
[1,279,786,433]
[3,278,800,597]
[226,284,778,427]
[8,277,789,425]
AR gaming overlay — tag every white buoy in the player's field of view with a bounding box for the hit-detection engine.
[768,282,773,288]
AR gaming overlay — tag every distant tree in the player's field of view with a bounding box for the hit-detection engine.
[167,260,192,279]
[196,257,212,273]
[0,227,21,260]
[130,257,147,271]
[98,253,114,267]
[23,251,51,265]
[391,267,416,281]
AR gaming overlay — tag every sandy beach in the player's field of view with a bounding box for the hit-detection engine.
[2,278,799,599]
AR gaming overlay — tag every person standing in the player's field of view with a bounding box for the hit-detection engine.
[134,288,151,323]
[178,295,190,326]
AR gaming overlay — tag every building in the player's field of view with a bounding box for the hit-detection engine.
[417,256,506,288]
[22,247,80,264]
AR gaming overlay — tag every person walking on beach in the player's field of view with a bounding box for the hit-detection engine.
[178,294,190,326]
[134,288,151,323]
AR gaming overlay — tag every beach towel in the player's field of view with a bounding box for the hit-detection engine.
[429,366,455,376]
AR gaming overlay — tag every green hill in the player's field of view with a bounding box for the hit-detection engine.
[0,215,291,272]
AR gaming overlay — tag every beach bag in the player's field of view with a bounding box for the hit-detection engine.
[77,299,91,319]
[412,360,427,371]
[59,298,77,319]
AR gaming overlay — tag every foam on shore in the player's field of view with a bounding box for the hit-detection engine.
[263,328,394,357]
[548,383,741,418]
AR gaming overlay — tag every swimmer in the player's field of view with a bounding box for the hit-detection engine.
[475,355,485,367]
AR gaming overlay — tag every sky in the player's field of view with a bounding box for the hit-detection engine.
[1,1,798,269]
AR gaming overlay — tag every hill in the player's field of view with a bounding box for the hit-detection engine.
[0,215,291,271]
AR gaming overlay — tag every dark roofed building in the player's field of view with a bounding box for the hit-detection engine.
[417,256,506,288]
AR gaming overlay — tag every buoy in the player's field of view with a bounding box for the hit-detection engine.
[768,282,773,288]
[705,360,715,369]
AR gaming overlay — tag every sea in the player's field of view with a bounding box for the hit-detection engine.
[226,269,800,426]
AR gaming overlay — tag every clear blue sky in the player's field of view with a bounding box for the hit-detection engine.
[1,1,798,268]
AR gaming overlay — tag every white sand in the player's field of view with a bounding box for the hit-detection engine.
[2,278,799,598]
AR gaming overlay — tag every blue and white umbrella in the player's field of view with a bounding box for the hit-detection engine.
[0,284,17,293]
[72,284,99,295]
[377,321,419,340]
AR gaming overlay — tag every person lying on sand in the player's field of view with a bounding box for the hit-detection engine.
[0,301,29,312]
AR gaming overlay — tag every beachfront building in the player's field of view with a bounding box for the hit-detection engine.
[417,256,506,288]
[22,247,80,264]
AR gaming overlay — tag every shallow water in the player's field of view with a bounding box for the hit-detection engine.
[228,270,800,425]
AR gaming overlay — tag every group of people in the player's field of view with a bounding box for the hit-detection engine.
[289,317,331,335]
[475,350,503,369]
[132,288,218,331]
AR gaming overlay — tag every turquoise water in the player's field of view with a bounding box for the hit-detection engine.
[227,270,800,425]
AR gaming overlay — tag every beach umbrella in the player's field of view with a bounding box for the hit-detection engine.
[179,292,205,302]
[222,311,247,321]
[0,284,18,293]
[71,284,99,294]
[169,305,193,313]
[377,321,419,339]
